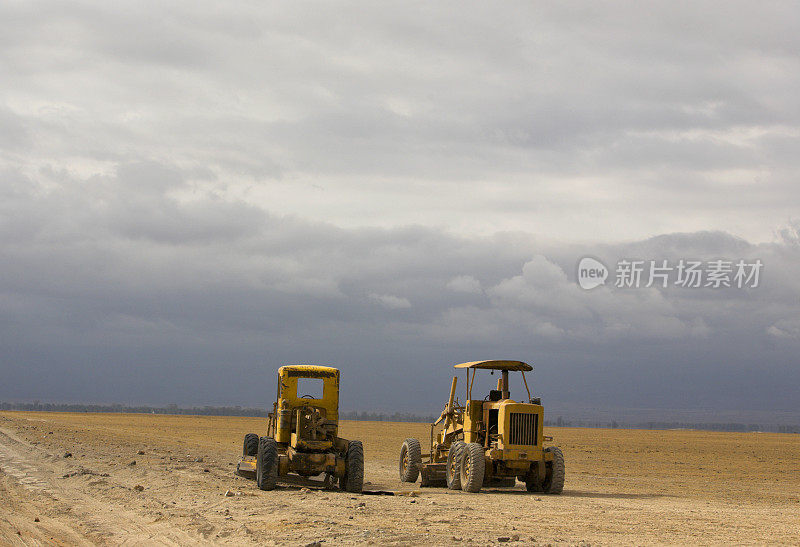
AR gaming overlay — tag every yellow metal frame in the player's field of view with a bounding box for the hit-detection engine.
[427,360,546,470]
[274,365,339,444]
[454,360,533,371]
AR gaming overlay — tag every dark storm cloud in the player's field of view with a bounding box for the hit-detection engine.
[1,2,799,413]
[0,161,798,412]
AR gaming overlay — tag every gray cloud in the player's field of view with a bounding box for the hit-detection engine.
[0,2,798,415]
[2,1,798,241]
[0,159,798,413]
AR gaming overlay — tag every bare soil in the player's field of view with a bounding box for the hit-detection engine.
[1,411,798,545]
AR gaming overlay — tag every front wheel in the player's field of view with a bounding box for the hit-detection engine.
[399,438,422,482]
[256,437,278,491]
[459,443,485,493]
[342,440,364,493]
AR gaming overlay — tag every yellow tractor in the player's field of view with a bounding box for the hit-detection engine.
[399,360,564,494]
[236,365,364,493]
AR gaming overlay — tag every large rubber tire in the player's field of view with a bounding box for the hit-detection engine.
[399,438,422,482]
[256,437,278,491]
[459,443,485,493]
[243,433,259,457]
[342,440,364,493]
[446,441,466,490]
[542,446,565,494]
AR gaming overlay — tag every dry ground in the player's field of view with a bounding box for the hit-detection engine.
[0,411,798,545]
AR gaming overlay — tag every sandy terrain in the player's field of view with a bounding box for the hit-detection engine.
[0,411,798,545]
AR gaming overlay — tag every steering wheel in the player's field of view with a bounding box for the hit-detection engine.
[300,394,315,399]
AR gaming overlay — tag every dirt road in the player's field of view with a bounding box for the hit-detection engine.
[1,412,798,545]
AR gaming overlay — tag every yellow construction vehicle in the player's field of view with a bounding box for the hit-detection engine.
[399,360,564,493]
[236,365,364,492]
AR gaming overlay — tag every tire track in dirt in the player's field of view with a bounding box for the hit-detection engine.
[0,441,50,492]
[0,428,210,545]
[0,470,91,546]
[3,413,800,545]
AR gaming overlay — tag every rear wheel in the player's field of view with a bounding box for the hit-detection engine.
[342,440,364,493]
[256,437,278,491]
[542,447,565,494]
[243,433,259,457]
[399,438,422,482]
[459,443,485,493]
[446,441,466,490]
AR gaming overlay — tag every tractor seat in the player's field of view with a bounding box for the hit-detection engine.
[488,389,503,402]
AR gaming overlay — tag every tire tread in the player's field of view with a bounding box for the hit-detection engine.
[446,441,466,490]
[343,440,364,493]
[243,433,259,457]
[459,442,485,493]
[256,437,278,491]
[542,446,565,494]
[399,438,422,482]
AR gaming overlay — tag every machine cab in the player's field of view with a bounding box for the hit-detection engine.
[454,360,543,451]
[272,365,340,450]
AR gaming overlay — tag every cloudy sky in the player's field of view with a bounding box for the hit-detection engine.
[1,1,798,416]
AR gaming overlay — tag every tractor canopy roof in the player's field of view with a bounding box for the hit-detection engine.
[278,364,339,378]
[453,360,532,372]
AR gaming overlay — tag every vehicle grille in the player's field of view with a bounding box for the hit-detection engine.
[508,412,537,446]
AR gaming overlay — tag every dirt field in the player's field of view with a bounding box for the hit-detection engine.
[0,412,798,545]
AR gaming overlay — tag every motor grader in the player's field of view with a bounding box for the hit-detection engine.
[399,360,564,494]
[236,365,364,493]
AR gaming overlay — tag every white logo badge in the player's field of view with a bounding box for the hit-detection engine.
[577,257,608,290]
